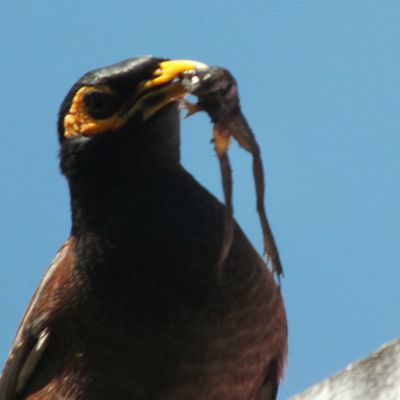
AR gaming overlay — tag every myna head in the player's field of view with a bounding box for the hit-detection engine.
[58,56,208,183]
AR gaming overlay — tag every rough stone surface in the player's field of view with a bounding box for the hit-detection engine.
[289,339,400,400]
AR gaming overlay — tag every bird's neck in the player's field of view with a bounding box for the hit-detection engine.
[67,166,183,291]
[61,106,182,234]
[67,166,225,304]
[68,159,182,235]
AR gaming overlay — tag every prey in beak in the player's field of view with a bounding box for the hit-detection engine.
[178,66,284,281]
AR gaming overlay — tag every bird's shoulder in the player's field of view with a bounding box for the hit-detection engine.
[0,238,78,400]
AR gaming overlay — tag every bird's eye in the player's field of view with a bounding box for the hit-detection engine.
[84,91,121,119]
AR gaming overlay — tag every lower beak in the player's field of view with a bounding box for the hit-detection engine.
[127,59,209,121]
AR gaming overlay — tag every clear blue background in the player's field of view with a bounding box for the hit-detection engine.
[0,1,399,398]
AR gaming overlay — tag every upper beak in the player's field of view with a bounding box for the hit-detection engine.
[127,59,209,121]
[144,59,209,89]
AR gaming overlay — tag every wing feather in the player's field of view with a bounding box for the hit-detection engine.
[0,239,75,400]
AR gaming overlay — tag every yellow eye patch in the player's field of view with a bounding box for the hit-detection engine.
[63,86,124,139]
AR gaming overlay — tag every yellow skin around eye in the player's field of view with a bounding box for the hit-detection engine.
[63,86,123,139]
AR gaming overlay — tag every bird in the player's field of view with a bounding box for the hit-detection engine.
[0,56,287,400]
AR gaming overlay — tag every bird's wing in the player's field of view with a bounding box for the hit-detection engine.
[0,238,76,400]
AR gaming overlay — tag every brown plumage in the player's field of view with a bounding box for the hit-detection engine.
[0,56,287,400]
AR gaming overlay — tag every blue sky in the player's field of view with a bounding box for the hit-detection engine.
[0,1,399,398]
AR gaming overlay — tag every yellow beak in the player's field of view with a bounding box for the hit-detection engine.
[129,59,209,121]
[144,59,209,89]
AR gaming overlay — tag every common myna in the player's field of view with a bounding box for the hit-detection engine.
[0,56,287,400]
